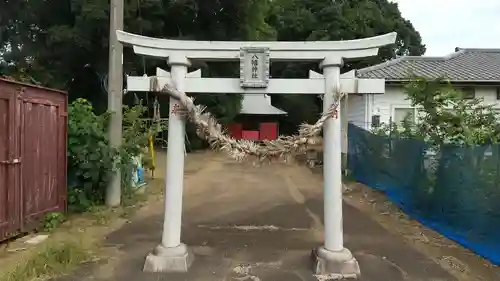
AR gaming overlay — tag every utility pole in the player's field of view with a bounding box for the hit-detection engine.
[106,0,124,207]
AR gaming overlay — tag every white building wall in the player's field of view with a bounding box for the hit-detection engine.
[346,94,367,129]
[371,86,411,124]
[476,86,500,109]
[369,85,500,124]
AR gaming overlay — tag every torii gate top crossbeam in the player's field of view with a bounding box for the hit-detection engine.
[116,31,397,61]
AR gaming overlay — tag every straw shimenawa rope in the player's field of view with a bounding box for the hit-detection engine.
[150,76,344,163]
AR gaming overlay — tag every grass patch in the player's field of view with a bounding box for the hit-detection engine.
[0,237,95,281]
[0,178,164,281]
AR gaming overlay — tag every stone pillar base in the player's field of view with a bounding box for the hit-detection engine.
[143,243,194,273]
[312,247,360,279]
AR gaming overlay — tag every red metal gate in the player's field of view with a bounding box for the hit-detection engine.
[0,78,67,241]
[0,84,21,241]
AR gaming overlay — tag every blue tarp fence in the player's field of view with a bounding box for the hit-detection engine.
[347,123,500,265]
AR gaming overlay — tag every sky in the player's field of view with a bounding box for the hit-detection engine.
[391,0,500,56]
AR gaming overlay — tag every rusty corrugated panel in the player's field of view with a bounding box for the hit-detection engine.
[0,80,22,241]
[0,78,67,241]
[0,88,12,242]
[21,85,67,230]
[0,77,67,94]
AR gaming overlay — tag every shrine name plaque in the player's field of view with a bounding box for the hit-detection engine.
[239,47,270,88]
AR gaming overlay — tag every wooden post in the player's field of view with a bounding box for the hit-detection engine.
[106,0,124,207]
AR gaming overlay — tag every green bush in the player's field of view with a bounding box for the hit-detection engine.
[67,98,165,213]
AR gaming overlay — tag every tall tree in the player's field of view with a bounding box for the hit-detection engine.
[0,0,425,137]
[270,0,425,66]
[265,0,426,134]
[0,0,256,116]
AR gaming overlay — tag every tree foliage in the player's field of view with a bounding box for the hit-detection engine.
[267,0,426,133]
[1,0,426,139]
[269,0,426,68]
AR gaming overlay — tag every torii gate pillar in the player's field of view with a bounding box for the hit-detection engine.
[143,55,194,272]
[315,57,360,276]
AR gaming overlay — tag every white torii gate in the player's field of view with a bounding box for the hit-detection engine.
[117,30,396,277]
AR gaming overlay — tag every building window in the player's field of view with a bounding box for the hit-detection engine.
[459,87,475,99]
[371,115,381,128]
[393,108,415,124]
[497,88,500,100]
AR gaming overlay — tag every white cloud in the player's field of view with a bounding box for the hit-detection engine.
[391,0,500,56]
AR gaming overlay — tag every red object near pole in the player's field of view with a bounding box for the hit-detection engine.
[242,130,260,141]
[227,123,243,139]
[259,122,278,140]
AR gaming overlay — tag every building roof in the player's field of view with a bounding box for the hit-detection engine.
[357,48,500,82]
[240,94,287,115]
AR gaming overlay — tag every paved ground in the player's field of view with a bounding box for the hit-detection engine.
[59,151,456,281]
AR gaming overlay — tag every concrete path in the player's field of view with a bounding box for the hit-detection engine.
[61,151,456,281]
